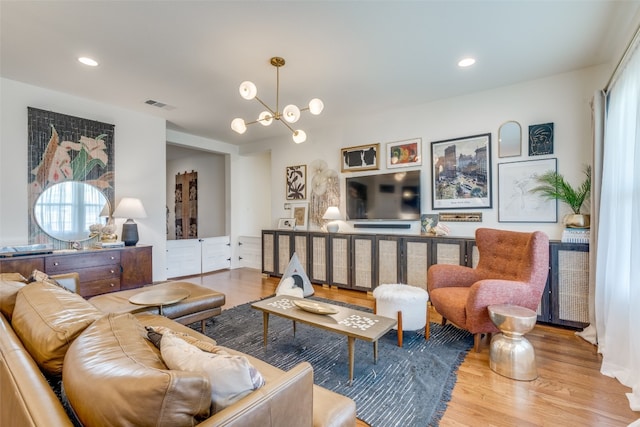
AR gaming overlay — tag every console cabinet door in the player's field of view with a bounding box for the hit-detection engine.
[275,231,294,276]
[550,242,589,328]
[377,236,401,286]
[261,230,276,276]
[121,245,153,290]
[402,237,430,290]
[329,234,351,288]
[351,235,376,291]
[309,233,329,284]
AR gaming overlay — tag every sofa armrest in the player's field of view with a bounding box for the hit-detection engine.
[0,313,73,427]
[198,362,314,427]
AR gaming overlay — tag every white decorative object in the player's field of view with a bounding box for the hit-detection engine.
[323,206,341,233]
[373,284,429,331]
[275,253,314,297]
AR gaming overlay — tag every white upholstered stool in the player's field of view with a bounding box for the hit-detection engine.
[373,284,429,347]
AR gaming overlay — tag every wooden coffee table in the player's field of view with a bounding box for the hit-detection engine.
[129,287,190,315]
[252,295,397,385]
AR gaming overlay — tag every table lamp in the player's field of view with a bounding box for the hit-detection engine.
[323,206,341,233]
[113,197,147,246]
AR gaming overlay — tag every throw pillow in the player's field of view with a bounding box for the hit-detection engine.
[146,325,218,351]
[160,333,265,413]
[26,269,74,293]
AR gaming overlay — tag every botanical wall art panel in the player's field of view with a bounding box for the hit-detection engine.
[175,170,198,239]
[27,107,115,246]
[309,159,340,227]
[286,164,306,200]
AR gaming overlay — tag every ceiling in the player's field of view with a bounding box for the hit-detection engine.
[2,1,639,147]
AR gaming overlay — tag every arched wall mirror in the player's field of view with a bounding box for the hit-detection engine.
[34,181,109,242]
[498,121,522,158]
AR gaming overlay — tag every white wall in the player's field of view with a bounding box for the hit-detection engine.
[166,150,226,239]
[242,65,609,241]
[0,78,168,281]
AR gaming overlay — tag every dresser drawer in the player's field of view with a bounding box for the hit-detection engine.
[75,265,121,283]
[79,278,121,298]
[46,251,120,273]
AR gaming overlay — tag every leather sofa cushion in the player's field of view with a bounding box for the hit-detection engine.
[11,281,103,375]
[0,279,26,320]
[63,313,211,427]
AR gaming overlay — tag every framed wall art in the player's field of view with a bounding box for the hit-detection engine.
[498,158,558,222]
[430,133,492,210]
[386,138,422,168]
[289,202,309,230]
[286,164,306,200]
[278,218,295,230]
[340,143,379,172]
[528,122,554,156]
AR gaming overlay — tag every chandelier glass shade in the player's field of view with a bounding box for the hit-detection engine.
[231,57,323,144]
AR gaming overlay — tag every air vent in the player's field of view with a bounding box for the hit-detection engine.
[144,99,176,110]
[145,99,166,108]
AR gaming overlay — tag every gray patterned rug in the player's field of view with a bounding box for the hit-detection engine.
[196,298,473,427]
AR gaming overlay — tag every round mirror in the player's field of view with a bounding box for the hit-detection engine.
[498,121,522,158]
[34,181,109,242]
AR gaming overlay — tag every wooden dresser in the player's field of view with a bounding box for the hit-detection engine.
[0,245,152,298]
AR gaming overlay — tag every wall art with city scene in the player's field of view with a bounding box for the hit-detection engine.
[430,133,492,210]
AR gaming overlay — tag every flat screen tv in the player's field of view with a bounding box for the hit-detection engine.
[345,170,421,220]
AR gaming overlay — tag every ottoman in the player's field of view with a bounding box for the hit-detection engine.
[373,284,429,347]
[89,281,225,332]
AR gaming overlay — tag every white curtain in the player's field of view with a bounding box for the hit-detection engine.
[596,41,640,411]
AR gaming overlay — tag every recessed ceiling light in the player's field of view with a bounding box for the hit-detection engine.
[458,57,476,68]
[78,57,98,67]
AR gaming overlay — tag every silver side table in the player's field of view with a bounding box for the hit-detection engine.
[488,304,538,381]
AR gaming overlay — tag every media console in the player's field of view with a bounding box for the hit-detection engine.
[262,229,589,329]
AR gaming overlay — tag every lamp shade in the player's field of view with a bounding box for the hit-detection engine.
[283,104,301,123]
[293,130,307,144]
[239,81,257,100]
[231,118,247,134]
[113,198,147,219]
[323,206,341,220]
[308,98,324,115]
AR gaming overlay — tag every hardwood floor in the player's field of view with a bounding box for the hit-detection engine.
[183,268,638,426]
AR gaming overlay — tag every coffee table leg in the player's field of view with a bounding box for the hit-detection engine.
[348,336,355,386]
[262,312,269,348]
[373,340,378,364]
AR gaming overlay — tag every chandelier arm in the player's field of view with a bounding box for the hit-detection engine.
[254,96,277,117]
[278,118,296,134]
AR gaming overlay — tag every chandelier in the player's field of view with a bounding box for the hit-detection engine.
[231,57,324,144]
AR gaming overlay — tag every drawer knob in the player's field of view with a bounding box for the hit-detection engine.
[110,269,115,274]
[110,283,115,287]
[54,262,59,266]
[110,256,115,260]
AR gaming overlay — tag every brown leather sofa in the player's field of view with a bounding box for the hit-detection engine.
[0,275,356,427]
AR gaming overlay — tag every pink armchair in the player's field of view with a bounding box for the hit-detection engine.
[426,228,549,352]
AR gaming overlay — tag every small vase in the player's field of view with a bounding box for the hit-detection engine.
[563,214,590,228]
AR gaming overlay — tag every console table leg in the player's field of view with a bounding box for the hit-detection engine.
[348,336,355,386]
[262,312,269,348]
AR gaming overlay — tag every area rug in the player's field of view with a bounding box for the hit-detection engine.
[197,298,473,427]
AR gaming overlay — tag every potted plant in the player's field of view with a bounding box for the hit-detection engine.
[530,165,591,228]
